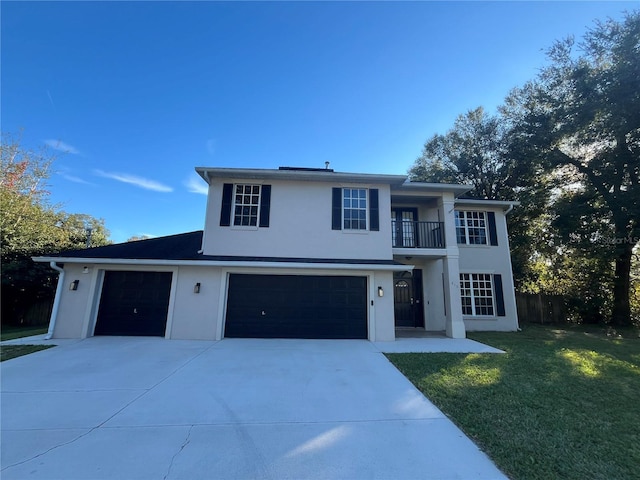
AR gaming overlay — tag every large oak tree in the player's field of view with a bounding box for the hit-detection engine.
[503,12,639,325]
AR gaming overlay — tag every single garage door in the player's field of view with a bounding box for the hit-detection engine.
[94,271,172,336]
[225,274,368,339]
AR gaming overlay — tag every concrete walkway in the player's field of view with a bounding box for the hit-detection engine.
[1,337,506,479]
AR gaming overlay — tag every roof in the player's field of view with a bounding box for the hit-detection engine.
[196,167,408,185]
[33,230,409,271]
[42,231,205,260]
[455,199,520,211]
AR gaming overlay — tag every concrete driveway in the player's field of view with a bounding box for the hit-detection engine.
[1,337,506,479]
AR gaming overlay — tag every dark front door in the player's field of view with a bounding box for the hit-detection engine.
[95,271,172,336]
[392,208,418,247]
[225,274,368,339]
[394,270,425,328]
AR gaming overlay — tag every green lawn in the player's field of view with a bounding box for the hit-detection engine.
[387,324,640,480]
[1,344,55,362]
[0,325,48,341]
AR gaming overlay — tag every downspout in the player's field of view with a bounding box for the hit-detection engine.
[505,204,514,215]
[45,261,65,340]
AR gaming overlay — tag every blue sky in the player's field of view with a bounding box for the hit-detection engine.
[1,1,632,243]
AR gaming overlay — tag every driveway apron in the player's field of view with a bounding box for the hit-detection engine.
[1,337,506,479]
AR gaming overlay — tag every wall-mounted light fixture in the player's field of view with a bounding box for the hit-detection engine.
[70,280,79,291]
[82,266,89,274]
[377,286,384,297]
[194,282,201,294]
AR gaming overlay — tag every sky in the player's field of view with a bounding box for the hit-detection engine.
[1,1,633,243]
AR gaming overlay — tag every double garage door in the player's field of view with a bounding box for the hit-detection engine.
[225,274,368,339]
[94,271,368,339]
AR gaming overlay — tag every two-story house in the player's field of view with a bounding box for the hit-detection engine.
[34,167,519,341]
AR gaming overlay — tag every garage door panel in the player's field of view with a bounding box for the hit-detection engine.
[225,274,367,339]
[94,271,172,337]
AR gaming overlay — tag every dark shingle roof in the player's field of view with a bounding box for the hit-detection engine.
[51,231,204,260]
[45,230,405,266]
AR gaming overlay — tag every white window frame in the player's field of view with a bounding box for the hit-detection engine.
[232,184,261,227]
[460,273,495,317]
[455,210,488,245]
[342,188,368,231]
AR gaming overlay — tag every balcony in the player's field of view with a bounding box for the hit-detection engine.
[392,220,445,249]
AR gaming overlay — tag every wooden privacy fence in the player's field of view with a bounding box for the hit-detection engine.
[516,293,566,324]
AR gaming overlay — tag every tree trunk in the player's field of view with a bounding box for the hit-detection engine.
[611,241,633,326]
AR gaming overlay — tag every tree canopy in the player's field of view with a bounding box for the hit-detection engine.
[410,11,640,326]
[1,133,111,325]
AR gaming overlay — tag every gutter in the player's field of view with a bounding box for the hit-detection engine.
[32,257,412,272]
[45,261,65,340]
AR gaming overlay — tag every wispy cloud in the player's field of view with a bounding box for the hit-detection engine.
[59,172,94,185]
[94,170,173,192]
[185,173,208,195]
[45,139,80,155]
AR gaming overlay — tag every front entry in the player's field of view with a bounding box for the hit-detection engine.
[394,270,425,328]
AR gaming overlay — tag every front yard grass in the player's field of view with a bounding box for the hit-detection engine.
[0,325,48,341]
[387,324,640,480]
[1,344,55,362]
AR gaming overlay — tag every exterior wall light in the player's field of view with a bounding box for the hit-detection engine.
[377,286,384,297]
[70,280,79,291]
[194,282,201,294]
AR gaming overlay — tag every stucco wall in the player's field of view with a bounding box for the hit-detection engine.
[457,208,519,331]
[169,266,222,340]
[53,264,93,338]
[202,178,393,260]
[422,259,447,332]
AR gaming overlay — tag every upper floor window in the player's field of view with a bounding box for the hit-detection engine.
[455,211,487,245]
[220,183,271,228]
[343,188,368,230]
[233,184,261,226]
[332,187,379,232]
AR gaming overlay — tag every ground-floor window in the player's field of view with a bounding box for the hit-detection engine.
[460,273,494,316]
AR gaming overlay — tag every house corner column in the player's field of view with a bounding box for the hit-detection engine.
[443,254,466,338]
[439,193,465,338]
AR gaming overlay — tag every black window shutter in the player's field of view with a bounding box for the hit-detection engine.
[220,183,233,226]
[259,185,271,227]
[487,211,498,246]
[332,188,342,230]
[494,274,506,316]
[369,189,379,231]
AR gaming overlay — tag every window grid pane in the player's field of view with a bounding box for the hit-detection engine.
[456,211,487,245]
[233,184,261,226]
[459,273,494,316]
[343,188,367,230]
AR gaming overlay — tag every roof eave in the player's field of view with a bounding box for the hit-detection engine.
[195,167,407,185]
[32,257,413,272]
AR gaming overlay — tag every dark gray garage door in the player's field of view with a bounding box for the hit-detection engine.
[94,271,172,336]
[225,274,368,339]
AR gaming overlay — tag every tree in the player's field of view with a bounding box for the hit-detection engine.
[1,133,110,326]
[504,12,640,326]
[410,107,517,199]
[409,107,551,290]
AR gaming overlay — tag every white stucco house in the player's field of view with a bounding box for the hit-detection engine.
[34,166,519,341]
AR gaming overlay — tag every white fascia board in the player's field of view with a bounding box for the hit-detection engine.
[195,167,407,185]
[454,199,521,210]
[393,182,473,197]
[32,257,413,272]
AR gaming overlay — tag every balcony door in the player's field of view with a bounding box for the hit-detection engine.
[392,208,418,247]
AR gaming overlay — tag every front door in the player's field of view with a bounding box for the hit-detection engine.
[394,270,425,328]
[392,208,418,247]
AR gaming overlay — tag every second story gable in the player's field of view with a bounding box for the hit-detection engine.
[197,167,407,260]
[196,167,516,261]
